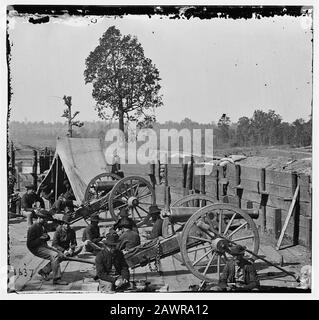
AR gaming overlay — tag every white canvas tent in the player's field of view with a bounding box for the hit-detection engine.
[38,137,111,203]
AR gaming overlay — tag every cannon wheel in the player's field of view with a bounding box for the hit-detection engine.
[84,172,121,203]
[108,176,156,227]
[162,194,216,238]
[180,203,259,283]
[162,194,216,262]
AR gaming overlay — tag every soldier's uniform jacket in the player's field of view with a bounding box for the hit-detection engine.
[27,222,48,251]
[149,218,163,239]
[119,229,141,250]
[95,248,130,283]
[82,224,101,244]
[52,225,77,251]
[114,217,139,233]
[21,192,45,210]
[219,259,259,289]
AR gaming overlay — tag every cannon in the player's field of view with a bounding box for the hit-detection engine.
[69,175,156,227]
[67,193,298,286]
[124,198,261,284]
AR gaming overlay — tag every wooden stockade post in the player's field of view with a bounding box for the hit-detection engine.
[260,167,268,233]
[274,209,282,240]
[148,162,156,189]
[235,164,243,208]
[215,165,219,201]
[182,163,188,196]
[291,172,300,245]
[32,150,38,189]
[165,157,312,251]
[276,172,300,250]
[186,156,194,195]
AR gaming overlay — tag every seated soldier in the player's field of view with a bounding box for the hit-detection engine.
[26,210,68,285]
[51,180,75,214]
[215,245,259,291]
[39,182,55,208]
[118,218,141,251]
[81,214,103,254]
[52,214,81,256]
[143,205,163,240]
[21,185,45,227]
[95,233,130,292]
[111,208,139,234]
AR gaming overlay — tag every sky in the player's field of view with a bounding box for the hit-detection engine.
[7,12,313,124]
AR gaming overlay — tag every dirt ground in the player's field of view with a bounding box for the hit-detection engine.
[213,146,312,175]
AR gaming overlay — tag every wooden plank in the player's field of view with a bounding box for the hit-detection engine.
[227,187,311,216]
[299,183,312,203]
[240,166,262,181]
[229,178,259,192]
[266,170,294,188]
[276,185,300,250]
[298,173,311,186]
[301,217,311,249]
[226,163,236,178]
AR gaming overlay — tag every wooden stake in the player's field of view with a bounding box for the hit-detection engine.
[276,184,300,250]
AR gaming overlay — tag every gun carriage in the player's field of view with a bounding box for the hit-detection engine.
[70,174,156,227]
[39,138,297,285]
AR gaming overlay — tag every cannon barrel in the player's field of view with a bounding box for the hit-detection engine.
[166,207,259,224]
[95,180,118,192]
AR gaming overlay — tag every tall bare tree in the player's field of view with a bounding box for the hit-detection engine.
[61,95,84,137]
[84,26,163,133]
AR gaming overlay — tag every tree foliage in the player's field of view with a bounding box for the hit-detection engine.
[84,26,163,132]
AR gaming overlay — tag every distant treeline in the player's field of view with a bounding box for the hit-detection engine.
[9,109,312,149]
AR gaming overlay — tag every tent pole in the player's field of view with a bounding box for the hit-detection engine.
[55,156,59,202]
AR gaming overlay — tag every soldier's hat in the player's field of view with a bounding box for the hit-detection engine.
[36,209,52,220]
[229,245,246,256]
[149,205,161,215]
[103,233,120,247]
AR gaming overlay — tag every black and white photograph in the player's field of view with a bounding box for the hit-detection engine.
[2,2,317,299]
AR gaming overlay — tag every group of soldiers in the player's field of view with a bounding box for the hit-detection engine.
[17,177,260,292]
[22,180,164,291]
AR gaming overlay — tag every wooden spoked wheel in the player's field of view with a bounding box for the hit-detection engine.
[84,172,121,203]
[162,194,216,238]
[180,203,259,283]
[162,194,216,262]
[108,176,156,227]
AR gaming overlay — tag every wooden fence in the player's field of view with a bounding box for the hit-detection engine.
[122,160,312,250]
